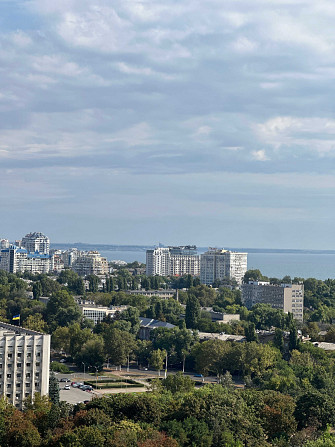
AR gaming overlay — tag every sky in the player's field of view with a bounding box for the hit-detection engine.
[1,0,335,249]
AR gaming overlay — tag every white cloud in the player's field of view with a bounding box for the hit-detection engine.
[257,117,335,154]
[252,149,269,161]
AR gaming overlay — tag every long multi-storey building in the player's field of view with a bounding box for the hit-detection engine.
[241,281,304,322]
[146,246,200,276]
[0,322,50,409]
[0,246,51,274]
[200,248,247,285]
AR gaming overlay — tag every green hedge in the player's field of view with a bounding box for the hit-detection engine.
[84,379,145,389]
[91,383,145,389]
[50,362,72,374]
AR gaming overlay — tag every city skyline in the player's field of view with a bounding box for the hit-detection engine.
[1,1,335,249]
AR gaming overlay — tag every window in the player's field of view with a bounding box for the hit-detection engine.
[26,383,30,388]
[36,352,41,357]
[7,374,11,378]
[6,394,11,399]
[17,353,22,358]
[7,354,12,359]
[26,373,30,378]
[17,363,22,368]
[36,362,40,367]
[7,384,11,389]
[16,383,21,388]
[17,373,21,378]
[7,364,12,368]
[27,353,31,358]
[35,372,39,377]
[26,363,31,367]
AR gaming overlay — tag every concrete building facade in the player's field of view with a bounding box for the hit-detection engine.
[0,247,51,274]
[21,232,50,255]
[146,246,200,277]
[0,322,50,409]
[241,281,304,322]
[200,248,247,285]
[71,251,109,276]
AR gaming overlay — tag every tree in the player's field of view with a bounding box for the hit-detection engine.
[24,313,48,333]
[273,328,284,352]
[289,324,299,351]
[46,290,82,330]
[51,326,70,352]
[245,322,258,342]
[158,371,195,393]
[149,349,166,375]
[75,336,105,370]
[103,327,135,368]
[86,275,100,293]
[49,371,60,405]
[32,281,42,299]
[243,269,268,283]
[185,295,200,329]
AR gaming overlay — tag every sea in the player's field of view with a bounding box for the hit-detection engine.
[51,244,335,280]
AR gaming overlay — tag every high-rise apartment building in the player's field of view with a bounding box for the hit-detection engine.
[71,251,109,276]
[0,322,50,409]
[200,248,247,285]
[21,232,50,255]
[241,281,304,322]
[146,246,200,276]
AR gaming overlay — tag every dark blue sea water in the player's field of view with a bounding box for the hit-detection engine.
[99,250,335,280]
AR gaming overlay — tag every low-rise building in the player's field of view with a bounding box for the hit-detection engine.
[139,318,175,340]
[76,300,128,325]
[125,289,176,299]
[201,308,240,323]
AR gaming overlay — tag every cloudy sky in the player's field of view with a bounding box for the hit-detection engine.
[1,0,335,248]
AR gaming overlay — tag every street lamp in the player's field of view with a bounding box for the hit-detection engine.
[82,362,86,380]
[94,366,98,390]
[164,352,168,379]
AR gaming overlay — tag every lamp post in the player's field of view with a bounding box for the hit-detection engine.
[94,366,98,390]
[127,354,130,373]
[164,351,168,379]
[82,362,85,380]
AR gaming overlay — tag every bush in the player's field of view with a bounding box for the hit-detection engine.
[50,361,72,374]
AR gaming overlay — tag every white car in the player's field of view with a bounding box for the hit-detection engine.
[64,385,71,390]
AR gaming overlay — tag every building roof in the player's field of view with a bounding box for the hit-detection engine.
[0,321,48,336]
[314,342,335,351]
[197,332,245,342]
[139,317,175,330]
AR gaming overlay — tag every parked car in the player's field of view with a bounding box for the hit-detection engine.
[60,378,70,382]
[72,383,79,388]
[64,385,71,390]
[194,374,203,378]
[59,359,67,363]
